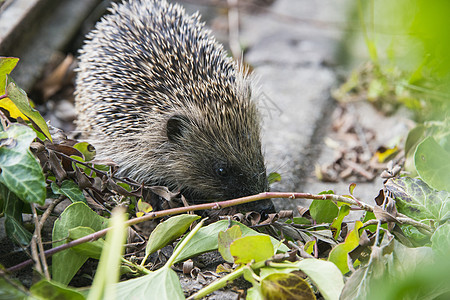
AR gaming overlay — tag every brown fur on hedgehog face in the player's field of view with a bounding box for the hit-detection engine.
[162,104,267,203]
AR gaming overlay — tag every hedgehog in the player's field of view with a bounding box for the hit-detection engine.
[75,0,274,214]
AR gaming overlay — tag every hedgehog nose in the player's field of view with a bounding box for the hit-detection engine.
[257,198,276,219]
[236,198,275,218]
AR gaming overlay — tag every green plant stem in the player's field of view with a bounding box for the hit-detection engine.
[165,218,205,267]
[266,261,298,268]
[121,257,151,275]
[189,259,303,299]
[6,192,432,273]
[187,266,246,300]
[361,217,433,235]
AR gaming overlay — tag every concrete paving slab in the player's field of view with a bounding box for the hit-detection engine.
[239,0,352,210]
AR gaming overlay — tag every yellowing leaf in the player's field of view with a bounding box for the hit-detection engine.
[374,146,399,163]
[230,235,274,264]
[0,97,29,120]
[137,199,153,214]
[174,220,289,264]
[218,225,242,263]
[74,142,96,161]
[216,264,233,273]
[261,273,316,300]
[304,240,316,255]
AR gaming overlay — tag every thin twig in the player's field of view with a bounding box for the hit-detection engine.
[30,205,43,275]
[38,196,65,228]
[7,192,433,273]
[31,204,50,279]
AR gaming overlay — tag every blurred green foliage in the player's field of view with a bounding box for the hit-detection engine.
[347,0,450,120]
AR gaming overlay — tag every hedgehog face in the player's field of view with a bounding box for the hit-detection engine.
[165,113,274,213]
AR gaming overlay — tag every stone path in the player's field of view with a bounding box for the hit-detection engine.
[236,0,411,213]
[237,0,359,209]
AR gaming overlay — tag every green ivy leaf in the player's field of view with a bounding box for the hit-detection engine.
[4,215,33,247]
[0,124,45,205]
[69,227,105,259]
[30,279,85,300]
[400,224,429,246]
[52,202,108,285]
[385,177,450,223]
[309,200,339,223]
[415,136,450,192]
[143,214,200,264]
[51,180,87,203]
[115,267,184,300]
[0,182,32,245]
[431,222,450,258]
[0,276,28,299]
[5,76,52,141]
[296,258,344,300]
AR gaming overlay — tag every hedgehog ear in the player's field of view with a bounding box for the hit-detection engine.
[166,115,191,143]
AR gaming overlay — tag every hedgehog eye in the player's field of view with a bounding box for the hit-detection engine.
[215,164,229,178]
